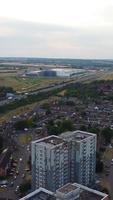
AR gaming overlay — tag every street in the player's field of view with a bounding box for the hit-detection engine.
[0,144,30,200]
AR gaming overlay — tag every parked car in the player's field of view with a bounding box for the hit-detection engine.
[111,159,113,165]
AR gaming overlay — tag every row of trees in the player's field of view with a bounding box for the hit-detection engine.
[65,80,113,101]
[81,125,113,144]
[14,119,37,130]
[0,88,62,114]
[65,82,104,100]
[47,119,74,135]
[0,86,15,98]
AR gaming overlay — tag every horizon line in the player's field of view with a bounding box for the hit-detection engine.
[0,56,113,61]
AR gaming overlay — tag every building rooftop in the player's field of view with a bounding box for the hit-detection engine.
[60,130,96,142]
[73,183,108,200]
[19,188,56,200]
[79,190,106,200]
[57,183,77,194]
[32,135,65,147]
[57,183,108,200]
[41,136,64,146]
[20,184,109,200]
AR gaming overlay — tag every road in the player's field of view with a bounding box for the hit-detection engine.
[109,164,113,199]
[0,144,30,200]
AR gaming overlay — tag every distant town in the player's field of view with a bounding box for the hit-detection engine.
[0,58,113,200]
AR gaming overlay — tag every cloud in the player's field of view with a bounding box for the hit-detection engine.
[0,17,113,58]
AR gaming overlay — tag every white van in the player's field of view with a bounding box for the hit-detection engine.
[111,159,113,165]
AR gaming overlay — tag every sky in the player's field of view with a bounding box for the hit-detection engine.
[0,0,113,59]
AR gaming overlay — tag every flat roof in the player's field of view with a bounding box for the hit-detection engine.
[60,130,96,142]
[20,184,108,200]
[73,183,108,200]
[58,183,78,194]
[32,135,65,147]
[41,136,64,146]
[57,183,108,200]
[19,188,56,200]
[80,190,106,200]
[32,191,56,200]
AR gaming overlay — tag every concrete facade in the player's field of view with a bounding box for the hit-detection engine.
[32,136,70,192]
[31,131,96,192]
[60,130,97,186]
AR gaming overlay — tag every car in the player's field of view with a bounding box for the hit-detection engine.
[10,181,14,187]
[11,168,15,172]
[27,146,30,151]
[25,168,30,172]
[9,172,13,176]
[22,174,25,178]
[15,186,19,193]
[16,170,19,175]
[24,128,28,131]
[2,185,7,188]
[13,116,17,119]
[13,163,17,167]
[111,159,113,165]
[0,185,4,188]
[19,158,22,162]
[14,175,17,179]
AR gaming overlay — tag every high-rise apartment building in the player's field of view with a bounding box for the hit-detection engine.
[31,131,96,191]
[31,135,70,192]
[60,130,97,186]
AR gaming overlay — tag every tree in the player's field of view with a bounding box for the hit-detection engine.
[0,86,15,98]
[14,119,37,130]
[101,187,109,194]
[96,160,104,173]
[0,136,3,151]
[60,119,74,132]
[47,120,60,135]
[101,127,113,144]
[88,126,100,135]
[41,102,50,110]
[47,119,74,135]
[96,152,104,173]
[46,108,51,115]
[80,125,87,131]
[19,180,31,195]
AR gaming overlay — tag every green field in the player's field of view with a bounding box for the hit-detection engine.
[0,72,64,92]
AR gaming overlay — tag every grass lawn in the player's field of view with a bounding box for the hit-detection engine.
[98,71,113,81]
[0,103,37,124]
[103,148,113,161]
[100,176,110,191]
[19,134,32,145]
[58,90,66,96]
[0,72,64,92]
